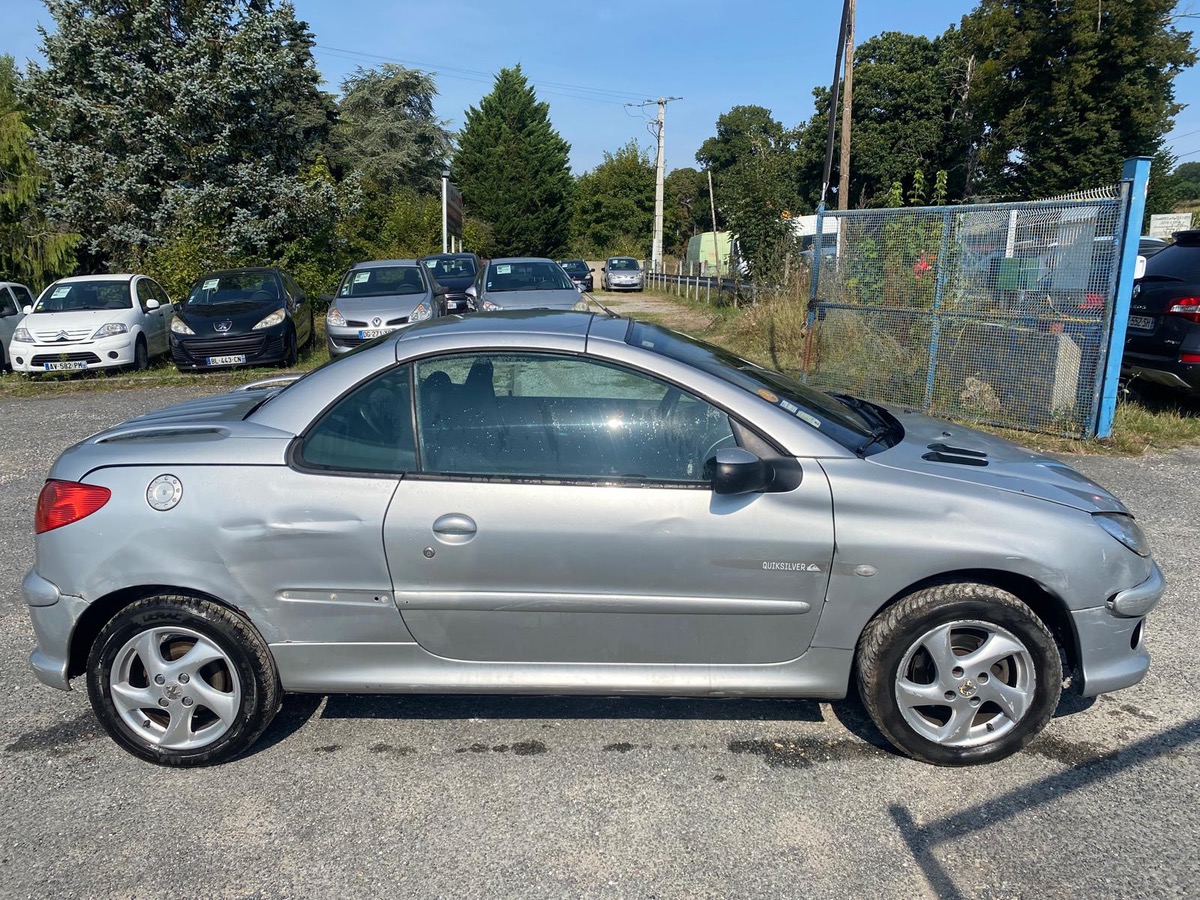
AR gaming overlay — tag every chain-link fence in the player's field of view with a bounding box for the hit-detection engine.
[804,185,1128,436]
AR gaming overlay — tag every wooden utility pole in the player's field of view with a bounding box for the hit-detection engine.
[837,0,855,210]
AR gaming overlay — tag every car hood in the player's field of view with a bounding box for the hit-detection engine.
[22,309,135,331]
[330,294,429,320]
[178,302,282,335]
[868,408,1128,514]
[483,289,581,310]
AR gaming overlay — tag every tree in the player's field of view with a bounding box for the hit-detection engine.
[332,64,453,192]
[1171,161,1200,203]
[961,0,1196,199]
[697,106,802,274]
[453,65,573,257]
[25,0,337,268]
[663,166,712,257]
[0,55,76,285]
[571,140,654,257]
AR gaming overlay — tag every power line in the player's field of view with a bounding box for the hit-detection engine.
[1166,126,1200,145]
[313,44,651,105]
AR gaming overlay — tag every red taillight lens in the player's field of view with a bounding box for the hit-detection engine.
[1166,296,1200,323]
[1181,353,1200,364]
[35,480,111,534]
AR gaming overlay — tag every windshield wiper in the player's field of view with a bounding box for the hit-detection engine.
[855,426,892,456]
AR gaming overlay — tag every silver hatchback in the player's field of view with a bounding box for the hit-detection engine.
[24,311,1161,766]
[325,259,437,356]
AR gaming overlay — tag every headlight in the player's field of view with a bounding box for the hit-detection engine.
[481,299,502,312]
[573,298,591,311]
[253,309,286,330]
[170,317,194,335]
[12,326,32,343]
[409,301,432,322]
[326,307,346,327]
[92,322,128,338]
[1094,513,1151,557]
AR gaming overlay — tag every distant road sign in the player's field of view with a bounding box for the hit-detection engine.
[1149,213,1193,239]
[446,183,463,239]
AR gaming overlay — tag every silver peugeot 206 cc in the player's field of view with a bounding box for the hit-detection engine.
[24,310,1163,766]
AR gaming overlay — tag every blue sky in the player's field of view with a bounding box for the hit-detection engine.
[2,0,1197,175]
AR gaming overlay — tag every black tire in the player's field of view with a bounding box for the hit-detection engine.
[855,583,1062,766]
[282,328,298,367]
[133,336,148,371]
[86,594,279,767]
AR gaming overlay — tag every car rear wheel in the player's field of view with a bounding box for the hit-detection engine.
[856,583,1062,766]
[86,594,279,766]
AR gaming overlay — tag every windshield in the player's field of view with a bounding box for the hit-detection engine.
[339,266,427,298]
[186,272,280,306]
[423,257,477,281]
[485,261,574,292]
[626,321,879,451]
[1143,245,1200,282]
[608,258,640,271]
[35,280,132,312]
[560,260,588,275]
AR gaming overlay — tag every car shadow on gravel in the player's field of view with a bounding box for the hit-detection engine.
[890,715,1200,899]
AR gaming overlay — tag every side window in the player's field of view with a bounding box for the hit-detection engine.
[15,285,35,308]
[135,279,154,313]
[414,353,735,483]
[149,280,171,307]
[282,273,301,300]
[0,287,17,317]
[300,365,416,473]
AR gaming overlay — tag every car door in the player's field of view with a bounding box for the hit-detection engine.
[383,350,835,666]
[147,279,174,357]
[0,287,20,361]
[134,278,165,355]
[281,272,310,344]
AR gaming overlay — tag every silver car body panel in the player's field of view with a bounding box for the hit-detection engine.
[25,311,1161,704]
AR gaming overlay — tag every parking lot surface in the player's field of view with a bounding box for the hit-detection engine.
[2,386,1198,899]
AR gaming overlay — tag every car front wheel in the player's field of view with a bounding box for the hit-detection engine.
[856,583,1062,766]
[86,595,279,766]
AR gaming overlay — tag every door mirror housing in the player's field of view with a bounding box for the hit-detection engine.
[465,284,478,298]
[22,304,32,315]
[705,448,772,495]
[146,298,161,311]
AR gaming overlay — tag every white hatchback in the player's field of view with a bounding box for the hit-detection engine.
[9,274,173,373]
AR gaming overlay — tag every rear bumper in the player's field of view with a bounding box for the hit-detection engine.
[23,569,88,691]
[1071,561,1164,696]
[1123,355,1200,392]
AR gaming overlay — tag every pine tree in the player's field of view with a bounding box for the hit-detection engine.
[25,0,336,268]
[452,66,573,257]
[0,54,77,286]
[332,65,452,193]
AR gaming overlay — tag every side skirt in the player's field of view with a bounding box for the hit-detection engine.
[270,642,853,699]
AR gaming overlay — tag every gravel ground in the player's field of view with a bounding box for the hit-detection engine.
[1,385,1197,899]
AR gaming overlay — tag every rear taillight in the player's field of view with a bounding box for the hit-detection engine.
[1166,296,1200,323]
[35,479,111,534]
[1181,353,1200,364]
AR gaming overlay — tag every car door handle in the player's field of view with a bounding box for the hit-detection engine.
[432,513,477,544]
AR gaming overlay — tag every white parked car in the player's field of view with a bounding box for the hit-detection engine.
[0,281,37,370]
[9,274,173,374]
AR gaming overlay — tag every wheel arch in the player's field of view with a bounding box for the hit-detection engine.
[68,585,256,680]
[862,568,1079,675]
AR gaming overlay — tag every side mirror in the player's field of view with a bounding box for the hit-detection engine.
[601,267,606,272]
[589,268,595,273]
[465,285,478,298]
[146,298,161,311]
[431,283,448,296]
[22,304,32,314]
[704,447,773,495]
[319,293,333,304]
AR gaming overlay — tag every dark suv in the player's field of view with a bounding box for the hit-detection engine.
[1123,230,1200,394]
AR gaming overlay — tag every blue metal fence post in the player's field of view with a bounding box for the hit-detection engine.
[923,209,955,411]
[1096,156,1152,439]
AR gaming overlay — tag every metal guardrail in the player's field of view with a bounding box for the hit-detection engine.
[643,271,755,303]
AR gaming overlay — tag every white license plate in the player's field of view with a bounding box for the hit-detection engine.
[207,354,246,366]
[1128,315,1154,331]
[358,328,398,339]
[43,361,87,371]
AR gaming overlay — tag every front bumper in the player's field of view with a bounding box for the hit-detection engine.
[23,569,88,691]
[9,334,136,372]
[1072,561,1164,696]
[326,321,414,357]
[607,280,643,291]
[171,328,287,369]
